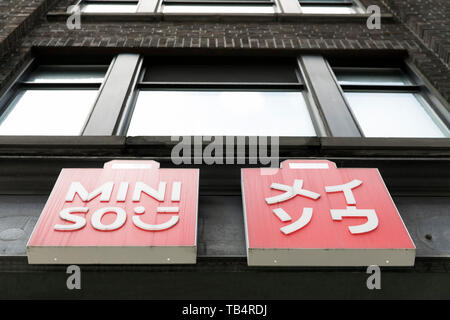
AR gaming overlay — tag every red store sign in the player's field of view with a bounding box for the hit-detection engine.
[241,160,416,266]
[27,160,199,264]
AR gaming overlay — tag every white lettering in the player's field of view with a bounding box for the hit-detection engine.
[132,181,166,202]
[65,181,114,202]
[54,207,88,231]
[91,207,127,231]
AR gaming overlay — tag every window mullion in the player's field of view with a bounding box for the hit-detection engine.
[299,55,362,137]
[136,0,159,12]
[278,0,302,14]
[82,53,141,136]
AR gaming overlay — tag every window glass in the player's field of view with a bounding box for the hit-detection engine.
[300,0,353,2]
[299,0,361,14]
[300,5,358,14]
[345,92,449,138]
[127,91,316,136]
[81,3,138,13]
[0,90,97,135]
[166,0,273,2]
[335,68,411,85]
[26,66,107,83]
[162,5,275,13]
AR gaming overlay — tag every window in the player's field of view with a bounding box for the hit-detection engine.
[334,67,450,138]
[2,54,447,140]
[79,0,139,13]
[125,58,316,136]
[298,0,363,14]
[161,0,276,14]
[70,0,370,15]
[0,65,108,135]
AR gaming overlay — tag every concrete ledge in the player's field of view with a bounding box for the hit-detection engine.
[0,136,125,146]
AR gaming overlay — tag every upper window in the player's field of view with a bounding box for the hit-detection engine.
[74,0,368,15]
[125,57,316,136]
[161,0,276,14]
[334,67,450,138]
[0,65,108,135]
[298,0,363,14]
[80,0,139,13]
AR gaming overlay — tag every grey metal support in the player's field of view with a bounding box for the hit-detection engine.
[83,54,141,136]
[137,0,160,13]
[299,55,362,137]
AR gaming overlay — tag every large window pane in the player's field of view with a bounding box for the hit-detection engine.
[345,92,449,138]
[163,5,275,13]
[26,66,107,83]
[0,90,98,135]
[127,91,316,136]
[335,68,411,85]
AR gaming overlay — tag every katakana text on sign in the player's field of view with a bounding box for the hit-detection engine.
[241,160,415,267]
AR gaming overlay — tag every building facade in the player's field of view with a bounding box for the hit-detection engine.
[0,0,449,299]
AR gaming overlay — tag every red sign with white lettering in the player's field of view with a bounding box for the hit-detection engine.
[241,160,415,266]
[27,160,199,264]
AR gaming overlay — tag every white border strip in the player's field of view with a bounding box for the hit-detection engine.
[289,163,329,169]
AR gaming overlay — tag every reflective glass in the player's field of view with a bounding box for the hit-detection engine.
[127,91,316,136]
[173,0,273,2]
[345,92,449,138]
[81,4,138,13]
[300,0,352,2]
[163,5,275,13]
[26,66,107,83]
[0,90,98,135]
[300,5,358,14]
[335,68,411,85]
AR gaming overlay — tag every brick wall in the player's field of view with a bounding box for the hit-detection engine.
[384,0,450,67]
[0,0,57,58]
[0,0,449,103]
